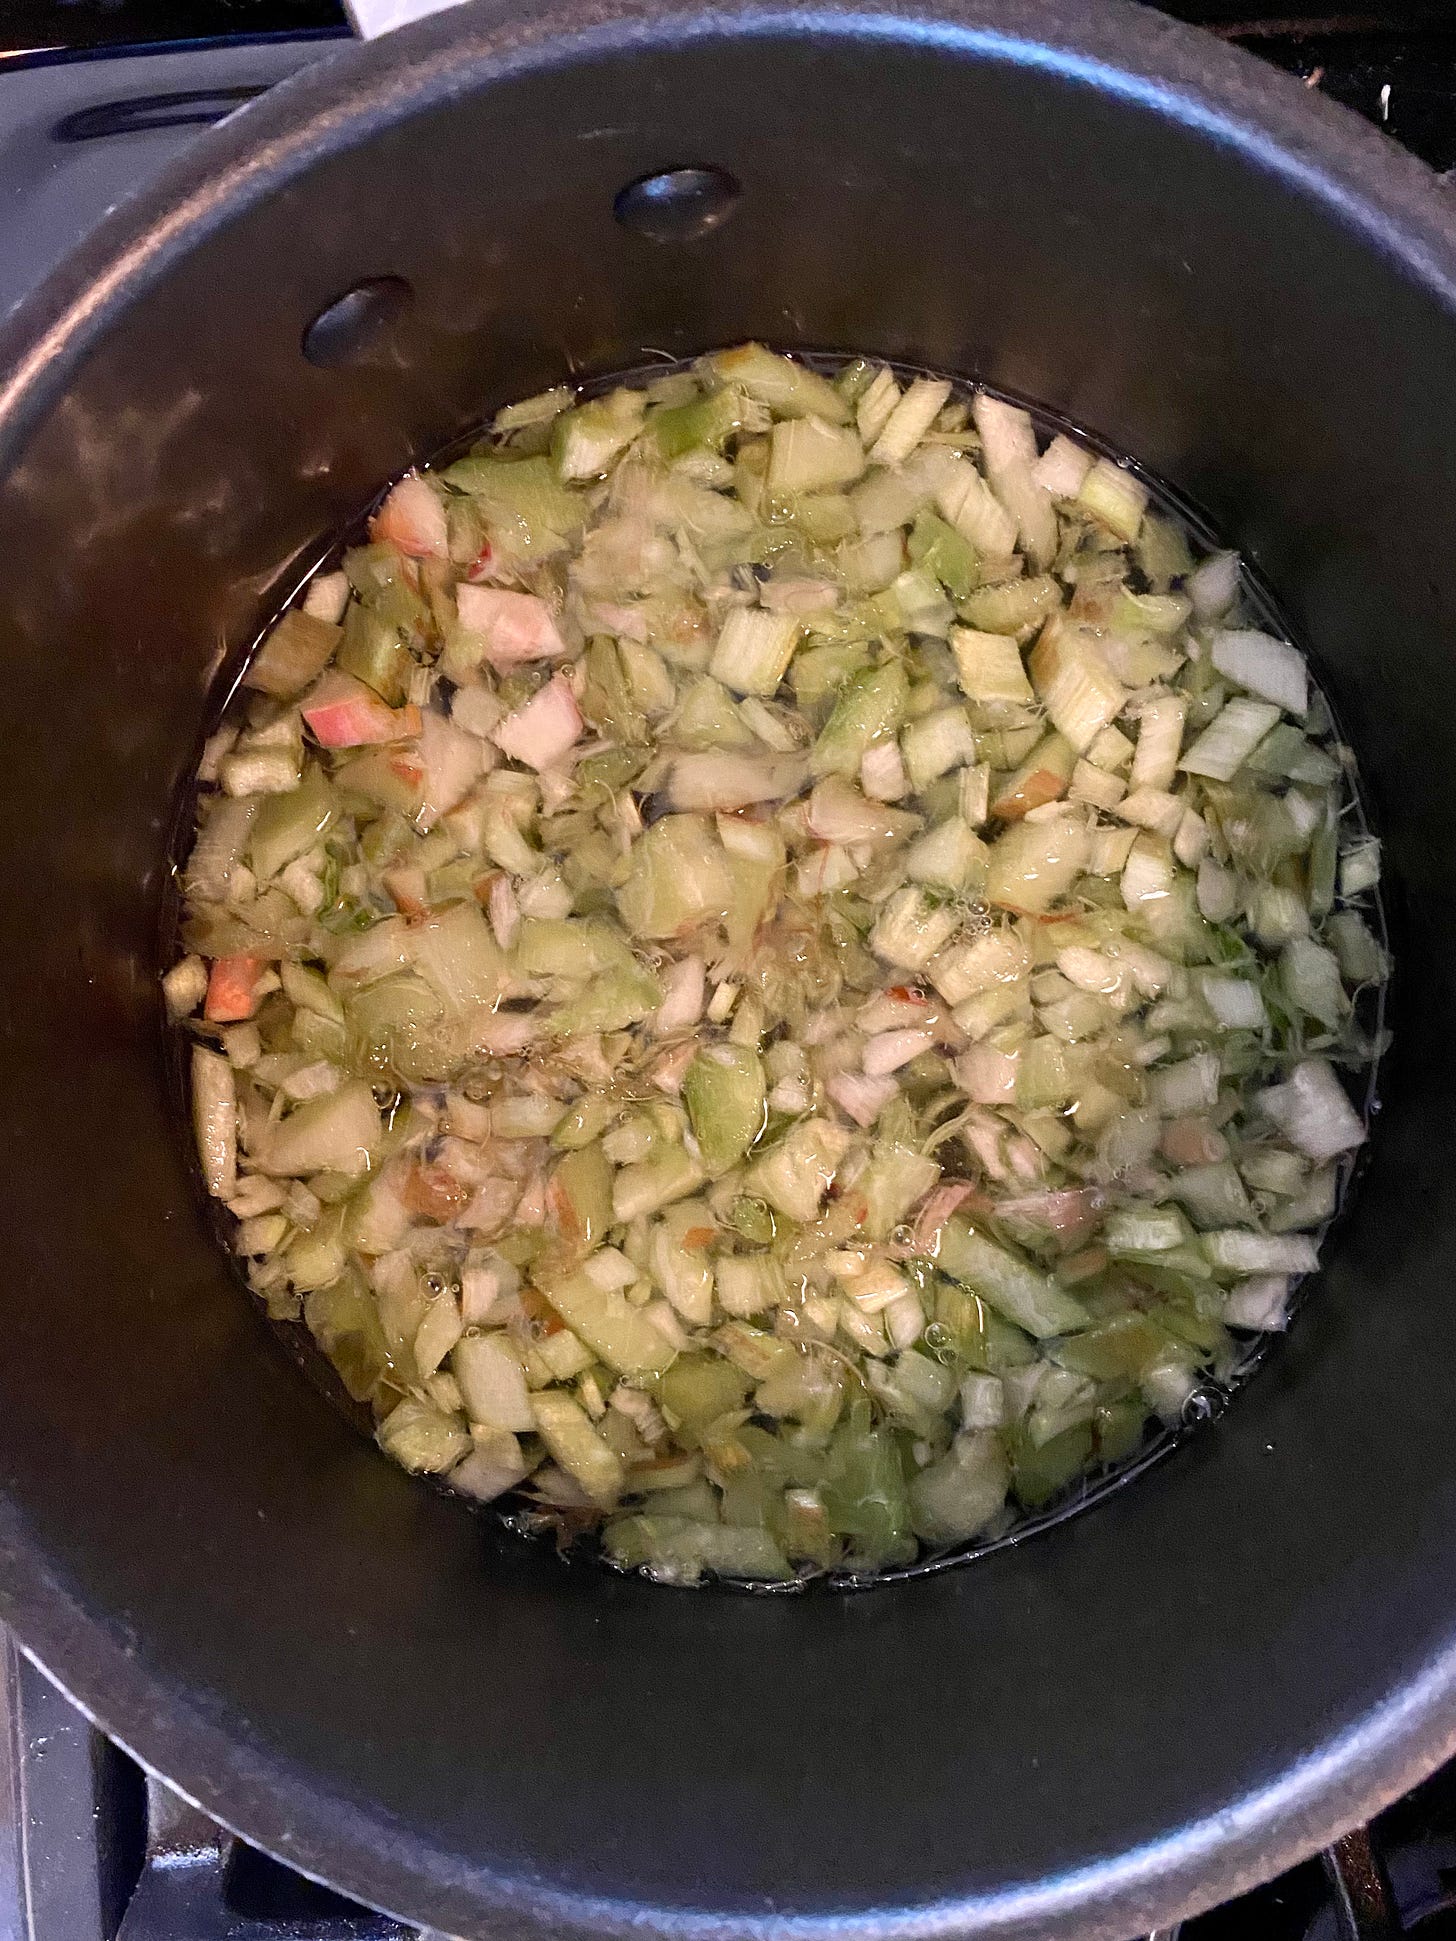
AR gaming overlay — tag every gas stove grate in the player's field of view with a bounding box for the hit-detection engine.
[3,1642,418,1938]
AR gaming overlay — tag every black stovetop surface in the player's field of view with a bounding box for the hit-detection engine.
[5,0,1456,46]
[2,0,348,54]
[7,4,1456,176]
[1,3,1454,1938]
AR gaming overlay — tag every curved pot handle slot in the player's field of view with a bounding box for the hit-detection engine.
[53,87,267,143]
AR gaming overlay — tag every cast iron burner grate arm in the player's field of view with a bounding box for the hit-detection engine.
[3,1641,435,1939]
[1156,1782,1456,1939]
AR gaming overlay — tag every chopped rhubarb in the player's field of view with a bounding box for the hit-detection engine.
[204,954,264,1023]
[492,673,582,771]
[302,671,420,748]
[456,585,566,665]
[167,345,1381,1584]
[911,1180,977,1252]
[370,473,448,559]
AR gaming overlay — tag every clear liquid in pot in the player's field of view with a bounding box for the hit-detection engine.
[166,345,1388,1588]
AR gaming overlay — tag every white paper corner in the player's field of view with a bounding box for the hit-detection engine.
[344,0,471,38]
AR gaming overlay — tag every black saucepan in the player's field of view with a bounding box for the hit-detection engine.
[0,2,1452,1935]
